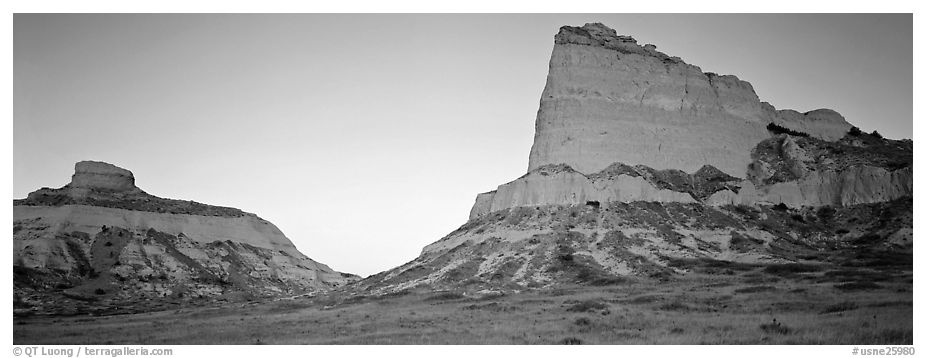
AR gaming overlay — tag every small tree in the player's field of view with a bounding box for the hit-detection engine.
[848,126,862,136]
[871,130,883,139]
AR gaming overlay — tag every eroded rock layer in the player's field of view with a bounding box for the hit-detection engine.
[358,198,912,293]
[14,161,355,314]
[358,23,912,294]
[527,23,852,178]
[469,163,741,219]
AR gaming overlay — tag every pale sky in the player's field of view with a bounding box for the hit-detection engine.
[14,14,913,276]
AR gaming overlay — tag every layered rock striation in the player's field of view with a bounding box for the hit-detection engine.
[527,23,852,178]
[469,163,742,219]
[473,23,904,217]
[14,161,354,313]
[70,161,137,191]
[708,133,913,207]
[354,23,912,294]
[472,131,912,219]
[359,198,912,293]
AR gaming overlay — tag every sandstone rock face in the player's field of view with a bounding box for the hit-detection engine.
[14,205,306,257]
[471,23,909,218]
[527,23,773,178]
[773,109,853,141]
[356,23,913,294]
[469,164,698,219]
[707,133,915,207]
[70,161,137,191]
[707,166,913,207]
[470,162,748,219]
[14,161,354,313]
[526,23,853,178]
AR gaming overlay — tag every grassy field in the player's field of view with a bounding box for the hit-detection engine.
[14,267,912,345]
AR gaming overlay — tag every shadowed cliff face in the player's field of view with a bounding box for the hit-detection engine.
[14,161,357,314]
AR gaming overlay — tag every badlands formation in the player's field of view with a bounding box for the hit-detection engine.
[14,161,354,314]
[358,23,913,293]
[527,23,853,177]
[477,23,911,216]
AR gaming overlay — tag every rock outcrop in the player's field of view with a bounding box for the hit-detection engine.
[473,23,909,217]
[707,133,913,207]
[707,166,913,207]
[527,23,853,178]
[70,161,137,192]
[358,198,912,293]
[772,109,853,141]
[469,163,745,219]
[14,161,355,314]
[356,23,912,294]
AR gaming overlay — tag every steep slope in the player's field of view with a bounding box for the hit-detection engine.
[359,198,911,293]
[14,161,356,315]
[707,132,913,207]
[357,23,912,294]
[527,23,852,178]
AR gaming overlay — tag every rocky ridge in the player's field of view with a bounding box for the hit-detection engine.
[14,161,356,315]
[528,23,852,178]
[356,23,912,294]
[469,163,741,219]
[357,198,911,293]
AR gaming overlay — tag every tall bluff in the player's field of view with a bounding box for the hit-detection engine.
[527,23,851,178]
[470,23,905,218]
[14,161,354,313]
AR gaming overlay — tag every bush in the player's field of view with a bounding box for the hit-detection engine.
[94,288,106,295]
[566,300,609,312]
[560,337,583,345]
[760,320,791,335]
[734,285,777,294]
[772,203,789,212]
[820,301,859,314]
[764,263,820,275]
[848,126,862,136]
[816,206,836,222]
[767,123,809,137]
[872,130,883,139]
[424,292,466,301]
[835,281,882,291]
[658,302,692,311]
[733,205,760,220]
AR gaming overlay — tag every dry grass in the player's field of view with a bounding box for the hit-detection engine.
[14,271,912,345]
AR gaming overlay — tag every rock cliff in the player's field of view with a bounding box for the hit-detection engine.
[70,161,137,191]
[479,23,907,216]
[14,161,356,315]
[356,23,912,294]
[469,163,745,219]
[472,132,912,219]
[527,23,852,178]
[707,133,913,207]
